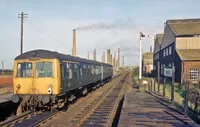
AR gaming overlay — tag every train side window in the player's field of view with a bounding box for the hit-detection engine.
[17,62,32,77]
[91,65,94,74]
[66,63,72,79]
[80,65,83,76]
[68,69,72,79]
[73,64,79,79]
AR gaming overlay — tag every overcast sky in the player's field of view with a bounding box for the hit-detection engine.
[1,0,200,69]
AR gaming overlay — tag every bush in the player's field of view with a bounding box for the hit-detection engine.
[188,85,200,112]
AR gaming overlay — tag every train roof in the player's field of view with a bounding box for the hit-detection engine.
[15,49,112,66]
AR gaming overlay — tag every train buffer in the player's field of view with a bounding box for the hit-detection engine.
[118,92,199,127]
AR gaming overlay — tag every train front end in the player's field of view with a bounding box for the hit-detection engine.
[12,57,61,112]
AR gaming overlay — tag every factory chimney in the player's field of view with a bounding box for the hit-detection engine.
[118,48,120,67]
[114,53,116,68]
[110,54,112,65]
[103,52,105,63]
[107,49,111,64]
[72,29,76,56]
[93,49,96,61]
[150,45,152,52]
[122,56,124,66]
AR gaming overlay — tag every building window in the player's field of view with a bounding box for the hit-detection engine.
[190,69,200,80]
[169,46,172,55]
[166,48,168,56]
[163,50,165,57]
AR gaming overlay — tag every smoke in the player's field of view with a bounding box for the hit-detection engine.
[76,17,135,31]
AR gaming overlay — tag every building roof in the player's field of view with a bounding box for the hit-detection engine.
[176,49,200,61]
[167,19,200,36]
[143,52,153,59]
[15,49,112,66]
[153,34,163,54]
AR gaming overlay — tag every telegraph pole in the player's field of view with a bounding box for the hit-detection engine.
[122,56,124,66]
[18,12,28,55]
[1,61,4,75]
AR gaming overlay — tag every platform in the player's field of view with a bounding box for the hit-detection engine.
[118,92,199,127]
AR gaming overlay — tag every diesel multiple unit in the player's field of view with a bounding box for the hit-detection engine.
[11,49,113,113]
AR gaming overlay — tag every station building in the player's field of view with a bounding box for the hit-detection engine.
[154,19,200,84]
[142,52,153,77]
[153,34,163,78]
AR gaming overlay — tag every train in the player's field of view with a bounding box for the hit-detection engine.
[11,49,113,114]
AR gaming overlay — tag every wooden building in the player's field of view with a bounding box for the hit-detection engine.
[153,34,163,77]
[159,19,200,83]
[142,52,153,76]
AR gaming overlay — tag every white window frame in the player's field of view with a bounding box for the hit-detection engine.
[190,69,200,80]
[166,48,168,56]
[169,46,172,55]
[163,50,165,57]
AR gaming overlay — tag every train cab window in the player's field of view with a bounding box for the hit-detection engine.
[36,62,53,77]
[17,62,32,77]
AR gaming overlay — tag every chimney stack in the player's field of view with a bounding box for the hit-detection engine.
[114,53,116,68]
[87,51,89,59]
[107,49,111,64]
[110,54,112,65]
[72,29,76,56]
[93,49,96,61]
[103,52,105,63]
[150,45,152,52]
[122,56,124,66]
[1,61,4,75]
[118,48,120,67]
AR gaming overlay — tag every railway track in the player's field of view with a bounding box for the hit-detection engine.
[70,72,129,127]
[0,73,123,127]
[0,109,59,127]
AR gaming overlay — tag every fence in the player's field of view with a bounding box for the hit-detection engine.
[0,69,13,75]
[145,78,200,124]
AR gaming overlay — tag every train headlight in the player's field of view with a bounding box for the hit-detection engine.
[48,84,52,94]
[16,84,21,89]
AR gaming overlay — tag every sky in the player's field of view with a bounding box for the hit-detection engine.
[0,0,200,69]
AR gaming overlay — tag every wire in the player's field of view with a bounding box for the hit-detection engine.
[24,19,72,52]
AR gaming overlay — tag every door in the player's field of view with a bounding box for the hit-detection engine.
[61,62,67,93]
